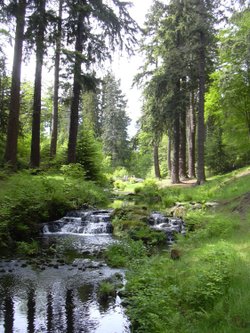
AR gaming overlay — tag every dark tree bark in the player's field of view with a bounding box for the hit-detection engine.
[50,0,63,158]
[4,0,26,167]
[67,8,85,164]
[30,0,46,168]
[187,91,196,178]
[171,114,180,184]
[4,296,14,332]
[171,79,181,184]
[153,142,161,178]
[167,129,172,175]
[196,29,206,184]
[179,109,187,179]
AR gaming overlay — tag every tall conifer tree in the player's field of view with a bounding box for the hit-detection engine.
[101,73,130,167]
[4,0,27,167]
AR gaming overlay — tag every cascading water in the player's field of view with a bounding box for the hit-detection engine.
[42,210,113,235]
[148,212,186,243]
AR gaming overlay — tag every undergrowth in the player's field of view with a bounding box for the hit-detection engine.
[121,166,250,332]
[0,170,109,250]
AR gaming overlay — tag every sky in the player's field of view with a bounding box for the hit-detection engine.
[112,0,154,136]
[4,0,154,137]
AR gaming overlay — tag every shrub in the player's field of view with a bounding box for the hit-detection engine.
[60,163,86,179]
[113,179,126,190]
[76,126,104,181]
[105,239,147,267]
[97,280,116,301]
[128,227,166,246]
[16,240,40,256]
[113,167,129,179]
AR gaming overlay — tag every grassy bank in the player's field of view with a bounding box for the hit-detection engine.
[114,167,250,332]
[0,170,109,252]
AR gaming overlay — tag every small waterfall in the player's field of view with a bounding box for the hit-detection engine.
[148,212,186,243]
[43,210,113,235]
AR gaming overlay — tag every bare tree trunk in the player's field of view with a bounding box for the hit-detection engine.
[153,142,161,178]
[179,109,187,179]
[171,115,180,184]
[30,0,46,168]
[4,0,26,168]
[50,0,63,158]
[187,91,196,178]
[167,129,172,176]
[67,8,84,164]
[196,29,206,184]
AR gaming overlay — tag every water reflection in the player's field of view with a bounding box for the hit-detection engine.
[4,295,14,333]
[66,289,74,333]
[0,258,130,332]
[46,292,53,333]
[27,289,35,333]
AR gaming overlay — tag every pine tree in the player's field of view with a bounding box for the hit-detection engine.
[50,0,63,158]
[4,0,27,168]
[101,73,130,167]
[65,0,138,164]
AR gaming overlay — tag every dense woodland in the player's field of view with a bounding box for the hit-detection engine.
[0,0,249,182]
[0,1,250,332]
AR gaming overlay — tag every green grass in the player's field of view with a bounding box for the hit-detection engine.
[123,166,250,333]
[0,170,109,251]
[157,165,250,206]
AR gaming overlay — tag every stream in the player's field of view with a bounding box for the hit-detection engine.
[0,210,130,333]
[0,208,185,332]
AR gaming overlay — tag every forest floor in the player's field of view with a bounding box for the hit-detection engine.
[158,166,250,188]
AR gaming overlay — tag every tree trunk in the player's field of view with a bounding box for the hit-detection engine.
[4,0,26,168]
[67,9,84,164]
[30,0,46,168]
[171,78,181,184]
[179,109,187,179]
[167,129,172,176]
[187,90,196,178]
[171,115,180,184]
[50,0,63,158]
[196,29,206,184]
[153,142,161,179]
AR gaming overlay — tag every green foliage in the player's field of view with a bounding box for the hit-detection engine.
[184,211,239,244]
[105,239,147,268]
[76,125,105,182]
[0,171,109,246]
[110,206,166,249]
[113,167,128,179]
[129,131,153,178]
[122,167,250,333]
[60,163,86,179]
[134,179,162,206]
[113,179,126,190]
[16,240,39,256]
[205,123,231,175]
[128,227,166,246]
[125,242,238,333]
[204,10,250,172]
[97,280,116,301]
[101,73,131,168]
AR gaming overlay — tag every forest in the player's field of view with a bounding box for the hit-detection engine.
[0,0,250,332]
